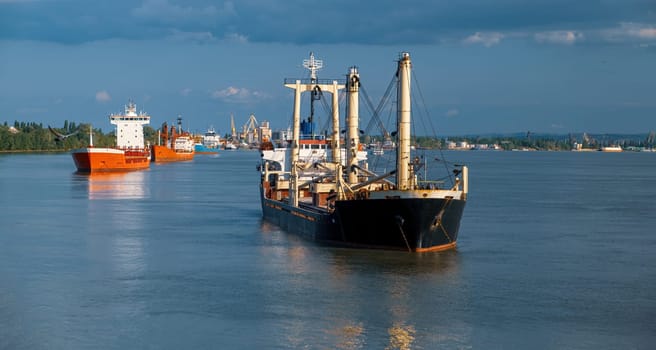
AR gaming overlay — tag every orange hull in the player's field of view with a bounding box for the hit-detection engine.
[151,145,194,162]
[72,148,150,173]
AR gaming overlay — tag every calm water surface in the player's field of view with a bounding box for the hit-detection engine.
[1,150,654,349]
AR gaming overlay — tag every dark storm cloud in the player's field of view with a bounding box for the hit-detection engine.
[0,0,654,45]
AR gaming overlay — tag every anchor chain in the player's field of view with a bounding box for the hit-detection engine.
[395,215,412,252]
[434,198,453,243]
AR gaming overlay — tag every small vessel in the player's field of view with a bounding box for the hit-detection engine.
[194,126,221,154]
[151,116,195,162]
[258,52,469,252]
[600,145,623,152]
[72,100,151,173]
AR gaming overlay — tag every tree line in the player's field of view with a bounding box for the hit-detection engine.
[0,121,159,152]
[1,120,652,152]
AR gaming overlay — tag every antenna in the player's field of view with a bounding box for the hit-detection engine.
[303,52,323,82]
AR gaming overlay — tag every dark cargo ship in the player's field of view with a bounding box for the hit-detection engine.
[259,52,468,252]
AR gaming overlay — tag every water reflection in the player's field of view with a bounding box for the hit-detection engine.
[387,323,416,350]
[328,247,462,276]
[329,322,365,349]
[257,221,469,348]
[74,171,148,200]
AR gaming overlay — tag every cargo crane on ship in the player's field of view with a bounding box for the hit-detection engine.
[360,73,396,152]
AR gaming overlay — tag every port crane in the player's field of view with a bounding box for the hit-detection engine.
[241,114,259,144]
[646,131,655,148]
[230,114,237,140]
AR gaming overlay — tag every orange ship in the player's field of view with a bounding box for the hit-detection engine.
[151,116,195,162]
[72,100,151,173]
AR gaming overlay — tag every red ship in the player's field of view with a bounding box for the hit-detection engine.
[151,116,195,162]
[72,100,151,173]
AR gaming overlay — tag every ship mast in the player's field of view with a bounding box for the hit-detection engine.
[396,52,412,190]
[305,52,322,139]
[346,66,360,185]
[285,52,345,207]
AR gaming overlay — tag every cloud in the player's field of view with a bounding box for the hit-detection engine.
[600,22,656,43]
[620,23,656,39]
[446,109,460,118]
[95,90,111,103]
[166,29,216,43]
[0,0,652,47]
[131,0,229,24]
[534,31,583,45]
[223,32,249,44]
[167,29,248,44]
[636,28,656,39]
[463,32,504,47]
[211,86,266,103]
[180,88,192,96]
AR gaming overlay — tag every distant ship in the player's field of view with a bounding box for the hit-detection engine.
[600,145,623,152]
[194,126,221,154]
[258,52,469,252]
[224,141,238,150]
[151,116,195,162]
[72,100,151,173]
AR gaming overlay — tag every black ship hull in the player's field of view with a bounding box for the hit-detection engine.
[260,185,466,252]
[259,51,469,252]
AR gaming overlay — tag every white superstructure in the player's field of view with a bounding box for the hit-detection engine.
[203,127,221,148]
[110,100,150,149]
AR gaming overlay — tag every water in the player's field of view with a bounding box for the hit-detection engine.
[1,151,654,349]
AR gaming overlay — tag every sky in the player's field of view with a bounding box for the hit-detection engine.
[1,0,655,136]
